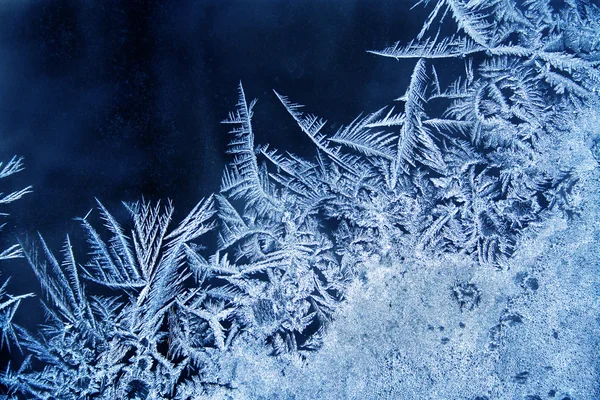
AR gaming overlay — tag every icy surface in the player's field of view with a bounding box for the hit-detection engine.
[1,0,600,399]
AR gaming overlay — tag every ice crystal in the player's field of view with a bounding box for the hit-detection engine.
[2,1,600,398]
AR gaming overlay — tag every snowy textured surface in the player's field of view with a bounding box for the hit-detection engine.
[1,0,600,399]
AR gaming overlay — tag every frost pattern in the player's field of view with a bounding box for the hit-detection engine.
[1,0,600,399]
[0,157,32,351]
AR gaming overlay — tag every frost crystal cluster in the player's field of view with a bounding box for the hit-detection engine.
[1,0,600,399]
[0,157,32,351]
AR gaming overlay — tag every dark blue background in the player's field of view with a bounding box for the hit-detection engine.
[0,0,424,348]
[0,0,420,230]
